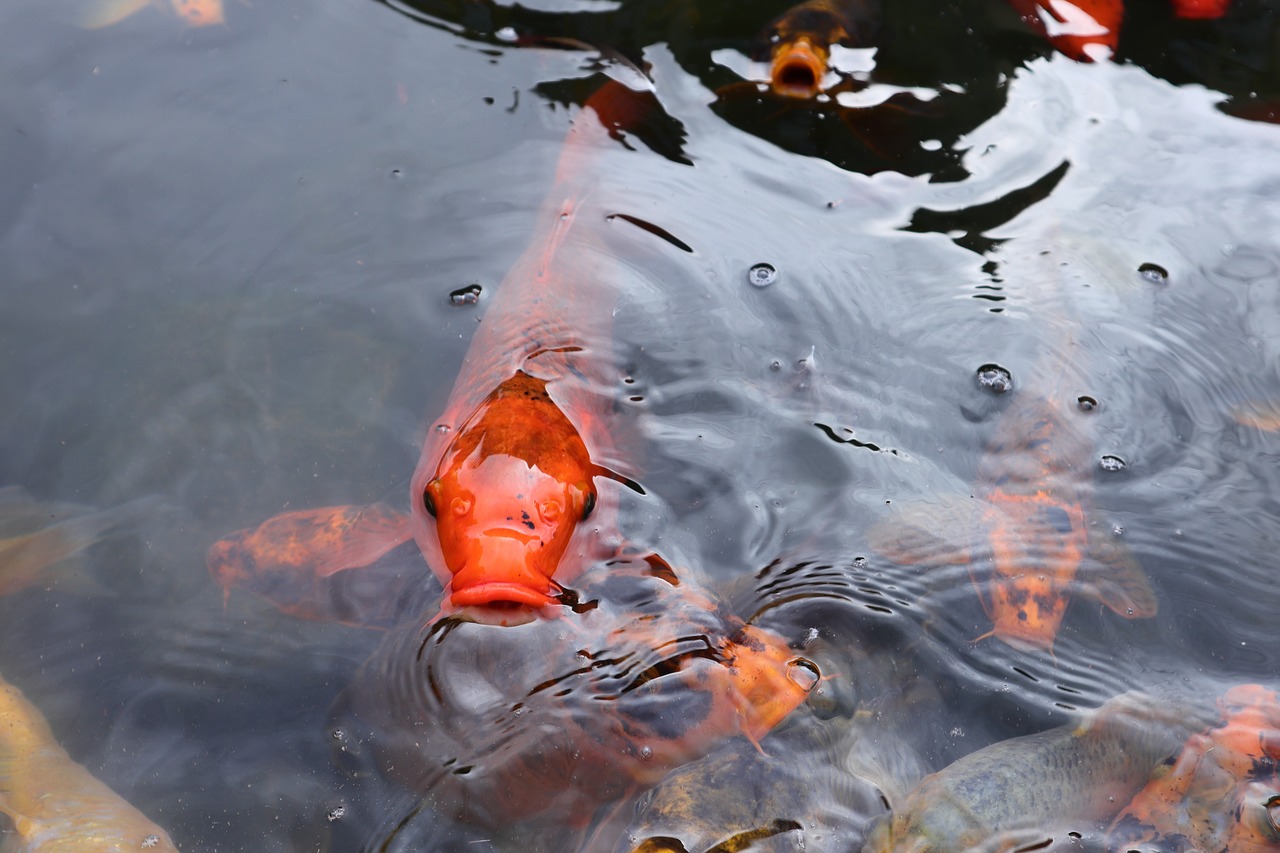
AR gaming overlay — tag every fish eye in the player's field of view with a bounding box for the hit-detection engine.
[787,658,821,691]
[581,491,596,521]
[423,484,437,518]
[1264,795,1280,837]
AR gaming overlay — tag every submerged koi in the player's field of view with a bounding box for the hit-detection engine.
[209,77,652,621]
[868,692,1202,853]
[0,487,151,597]
[868,238,1157,652]
[0,675,178,852]
[757,0,878,99]
[1109,683,1280,853]
[81,0,225,29]
[330,558,820,831]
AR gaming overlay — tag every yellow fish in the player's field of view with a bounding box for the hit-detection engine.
[0,675,177,852]
[0,488,150,597]
[80,0,225,29]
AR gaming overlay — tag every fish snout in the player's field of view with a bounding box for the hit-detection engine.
[770,37,827,99]
[447,528,560,608]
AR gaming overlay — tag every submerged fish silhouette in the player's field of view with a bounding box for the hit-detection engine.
[868,692,1205,853]
[1109,683,1280,853]
[0,674,178,852]
[208,75,663,623]
[0,487,151,598]
[868,236,1157,652]
[81,0,225,29]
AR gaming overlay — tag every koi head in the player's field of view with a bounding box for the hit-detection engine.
[420,376,597,610]
[723,624,822,742]
[757,0,874,98]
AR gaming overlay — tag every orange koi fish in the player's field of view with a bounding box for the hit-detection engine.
[81,0,225,29]
[757,0,878,99]
[869,692,1202,853]
[868,238,1157,652]
[1109,683,1280,853]
[0,674,178,852]
[209,78,649,623]
[330,557,820,832]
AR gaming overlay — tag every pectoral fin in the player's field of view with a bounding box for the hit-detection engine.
[1078,530,1158,619]
[80,0,154,28]
[865,494,983,569]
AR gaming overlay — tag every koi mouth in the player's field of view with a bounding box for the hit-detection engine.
[771,40,827,99]
[448,582,559,608]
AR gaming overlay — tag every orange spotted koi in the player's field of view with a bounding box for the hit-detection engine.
[1109,683,1280,853]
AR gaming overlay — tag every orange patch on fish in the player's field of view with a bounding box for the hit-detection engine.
[1109,684,1280,853]
[1006,0,1123,61]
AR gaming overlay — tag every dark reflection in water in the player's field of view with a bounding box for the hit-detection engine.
[0,0,1279,849]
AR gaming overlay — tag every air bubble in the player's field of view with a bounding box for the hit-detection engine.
[976,364,1013,394]
[449,284,482,306]
[141,837,160,849]
[435,424,451,435]
[326,805,346,822]
[1137,262,1168,284]
[1099,454,1126,472]
[748,262,778,287]
[495,26,518,42]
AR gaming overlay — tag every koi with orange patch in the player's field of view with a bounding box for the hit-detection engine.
[81,0,225,29]
[0,674,178,852]
[868,237,1157,652]
[208,76,660,623]
[330,556,821,832]
[1108,683,1280,853]
[1007,0,1230,63]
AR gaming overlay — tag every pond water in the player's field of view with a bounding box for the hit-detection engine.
[1,0,1278,850]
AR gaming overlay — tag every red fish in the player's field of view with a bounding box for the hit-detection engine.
[1109,683,1280,853]
[209,78,649,622]
[1006,0,1125,62]
[1007,0,1230,62]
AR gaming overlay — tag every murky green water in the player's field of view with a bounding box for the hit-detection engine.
[1,0,1278,849]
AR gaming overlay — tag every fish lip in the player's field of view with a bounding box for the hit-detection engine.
[770,39,826,99]
[448,582,559,608]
